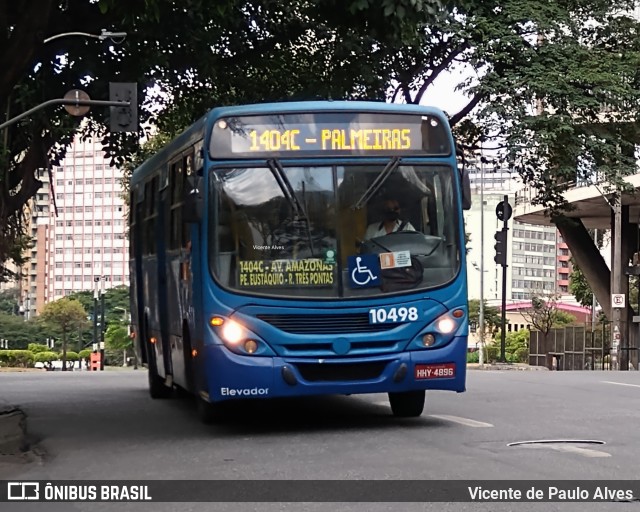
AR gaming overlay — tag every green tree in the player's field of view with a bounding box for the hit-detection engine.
[3,0,640,276]
[468,299,501,336]
[105,323,131,366]
[0,313,49,348]
[0,289,19,315]
[568,229,606,308]
[40,298,88,371]
[569,261,594,308]
[519,295,575,346]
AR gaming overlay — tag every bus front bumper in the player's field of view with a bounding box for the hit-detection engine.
[202,338,467,402]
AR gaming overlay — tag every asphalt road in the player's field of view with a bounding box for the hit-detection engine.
[1,368,639,512]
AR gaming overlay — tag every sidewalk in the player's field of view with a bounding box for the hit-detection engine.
[468,362,549,371]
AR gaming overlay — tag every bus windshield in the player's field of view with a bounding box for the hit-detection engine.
[211,163,460,298]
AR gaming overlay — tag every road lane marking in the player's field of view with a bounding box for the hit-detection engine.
[523,444,611,458]
[371,402,494,427]
[428,414,494,428]
[602,381,640,388]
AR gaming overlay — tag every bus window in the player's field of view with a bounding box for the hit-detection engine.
[211,163,459,298]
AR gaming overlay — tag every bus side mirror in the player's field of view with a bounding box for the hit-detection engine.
[461,167,471,210]
[182,177,203,224]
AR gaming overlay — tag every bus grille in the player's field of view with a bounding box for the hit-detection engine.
[294,361,388,382]
[256,313,399,334]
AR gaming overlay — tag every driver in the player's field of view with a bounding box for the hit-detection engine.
[364,197,415,240]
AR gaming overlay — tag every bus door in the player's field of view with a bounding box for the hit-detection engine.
[131,188,146,363]
[156,184,172,380]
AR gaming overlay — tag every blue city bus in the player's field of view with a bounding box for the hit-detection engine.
[129,101,471,422]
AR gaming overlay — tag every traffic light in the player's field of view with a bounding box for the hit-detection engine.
[494,228,508,266]
[109,82,138,132]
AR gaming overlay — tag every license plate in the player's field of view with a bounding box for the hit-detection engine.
[415,363,456,380]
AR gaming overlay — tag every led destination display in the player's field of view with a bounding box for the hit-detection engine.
[210,112,451,157]
[238,259,335,288]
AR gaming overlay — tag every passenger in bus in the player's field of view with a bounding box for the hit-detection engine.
[364,197,415,240]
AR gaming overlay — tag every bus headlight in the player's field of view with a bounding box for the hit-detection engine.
[221,320,244,345]
[436,317,456,334]
[409,309,466,350]
[209,316,274,356]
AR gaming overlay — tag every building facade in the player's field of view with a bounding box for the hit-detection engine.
[465,164,574,303]
[49,135,129,302]
[13,135,130,316]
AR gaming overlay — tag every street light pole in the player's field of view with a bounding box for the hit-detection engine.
[43,29,127,44]
[479,149,485,366]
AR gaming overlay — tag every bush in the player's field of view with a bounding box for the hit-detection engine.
[34,351,58,363]
[78,349,92,359]
[485,344,499,362]
[28,343,50,354]
[467,350,479,363]
[65,351,79,361]
[0,350,35,367]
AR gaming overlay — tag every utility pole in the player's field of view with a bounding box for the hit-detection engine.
[611,197,628,371]
[93,277,99,371]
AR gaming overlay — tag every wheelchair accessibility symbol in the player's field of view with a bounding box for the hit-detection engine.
[348,254,381,288]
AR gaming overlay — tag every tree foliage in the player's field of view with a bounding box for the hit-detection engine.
[519,294,575,337]
[569,260,594,308]
[40,298,88,370]
[2,0,640,278]
[105,324,130,351]
[569,228,606,307]
[66,285,129,325]
[468,299,501,335]
[0,313,49,348]
[0,288,19,314]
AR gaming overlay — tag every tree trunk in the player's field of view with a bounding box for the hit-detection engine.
[62,331,68,371]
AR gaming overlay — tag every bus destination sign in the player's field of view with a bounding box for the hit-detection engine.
[238,259,335,288]
[210,112,451,158]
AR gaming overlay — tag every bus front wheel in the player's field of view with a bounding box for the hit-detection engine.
[197,398,223,425]
[388,390,425,417]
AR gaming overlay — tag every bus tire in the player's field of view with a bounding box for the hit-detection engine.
[147,342,172,399]
[388,390,425,417]
[197,398,223,425]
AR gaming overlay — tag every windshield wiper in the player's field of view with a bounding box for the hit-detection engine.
[267,159,315,256]
[351,156,402,210]
[267,159,307,220]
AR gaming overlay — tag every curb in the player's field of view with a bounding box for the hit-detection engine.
[468,363,549,371]
[0,405,28,456]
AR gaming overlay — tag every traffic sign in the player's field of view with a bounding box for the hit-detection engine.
[612,294,626,308]
[496,200,512,221]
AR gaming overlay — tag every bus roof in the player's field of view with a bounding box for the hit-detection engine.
[130,101,450,186]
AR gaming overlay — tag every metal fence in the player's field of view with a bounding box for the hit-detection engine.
[528,322,638,370]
